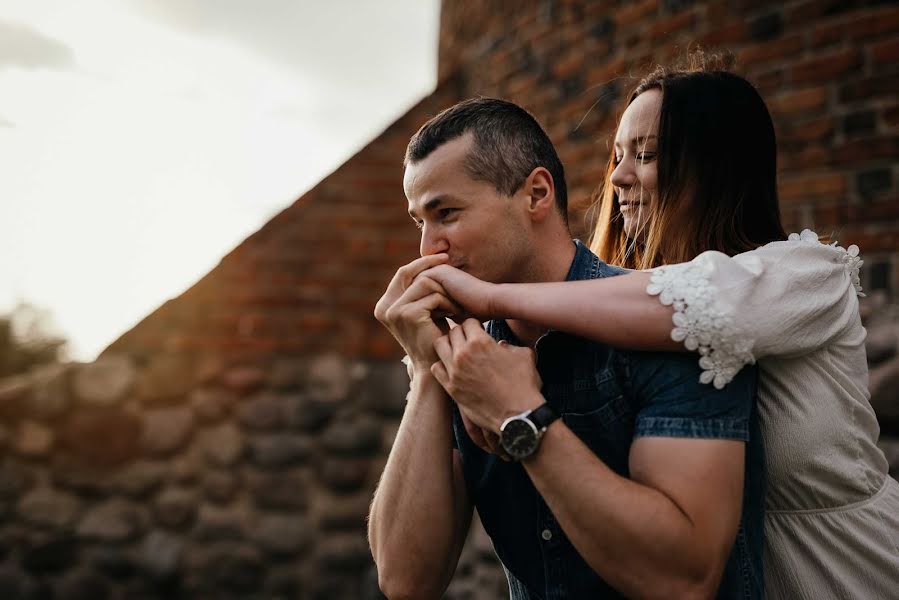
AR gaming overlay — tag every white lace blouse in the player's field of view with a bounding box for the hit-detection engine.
[647,230,899,599]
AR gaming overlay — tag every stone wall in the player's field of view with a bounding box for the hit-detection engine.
[0,352,508,599]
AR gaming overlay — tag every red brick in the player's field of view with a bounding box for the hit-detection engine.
[781,117,835,144]
[885,104,899,127]
[738,35,804,68]
[840,73,899,103]
[845,7,899,40]
[697,21,747,46]
[834,228,899,254]
[615,0,659,28]
[768,86,828,118]
[871,37,899,68]
[830,137,899,166]
[792,48,863,85]
[650,9,696,41]
[787,0,851,25]
[780,172,846,204]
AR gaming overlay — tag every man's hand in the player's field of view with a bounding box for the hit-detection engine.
[431,319,544,433]
[375,254,461,369]
[417,265,499,323]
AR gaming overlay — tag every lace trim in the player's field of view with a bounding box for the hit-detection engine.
[788,229,865,297]
[647,261,755,389]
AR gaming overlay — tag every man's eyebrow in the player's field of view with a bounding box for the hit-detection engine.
[408,195,454,219]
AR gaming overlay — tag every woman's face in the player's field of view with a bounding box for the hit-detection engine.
[611,88,662,241]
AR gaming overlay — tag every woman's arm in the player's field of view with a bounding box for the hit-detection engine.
[421,265,680,351]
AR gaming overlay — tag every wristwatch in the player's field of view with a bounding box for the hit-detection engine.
[499,402,559,461]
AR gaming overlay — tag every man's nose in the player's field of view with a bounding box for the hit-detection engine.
[419,223,449,257]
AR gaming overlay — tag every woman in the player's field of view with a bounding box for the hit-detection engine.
[422,57,899,598]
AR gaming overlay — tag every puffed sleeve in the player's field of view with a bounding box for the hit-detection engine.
[646,230,864,389]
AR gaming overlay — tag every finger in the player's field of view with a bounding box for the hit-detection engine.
[394,277,462,315]
[448,320,467,353]
[430,360,450,389]
[461,318,487,339]
[385,254,450,300]
[433,335,453,370]
[394,283,463,322]
[482,430,499,454]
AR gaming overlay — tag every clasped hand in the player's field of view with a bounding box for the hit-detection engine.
[376,257,544,458]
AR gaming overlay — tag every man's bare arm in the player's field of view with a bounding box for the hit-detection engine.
[368,255,473,599]
[524,429,744,599]
[368,373,473,600]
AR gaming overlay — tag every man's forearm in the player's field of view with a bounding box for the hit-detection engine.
[523,423,735,599]
[368,372,471,599]
[493,272,681,352]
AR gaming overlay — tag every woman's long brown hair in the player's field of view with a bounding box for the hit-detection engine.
[589,52,787,269]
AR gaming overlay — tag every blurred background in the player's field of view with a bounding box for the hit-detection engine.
[1,0,897,598]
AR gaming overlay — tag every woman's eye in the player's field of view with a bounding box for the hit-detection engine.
[636,153,656,163]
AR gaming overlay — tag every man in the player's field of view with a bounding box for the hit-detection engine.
[368,98,763,599]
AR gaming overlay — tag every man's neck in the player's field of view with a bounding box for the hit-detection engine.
[506,237,577,348]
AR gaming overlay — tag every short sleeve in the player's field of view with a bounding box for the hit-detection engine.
[646,230,864,389]
[627,351,756,441]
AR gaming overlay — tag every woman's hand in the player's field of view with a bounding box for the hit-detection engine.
[417,265,500,323]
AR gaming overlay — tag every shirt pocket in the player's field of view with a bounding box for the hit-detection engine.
[560,386,634,475]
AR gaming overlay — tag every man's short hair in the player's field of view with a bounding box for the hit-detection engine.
[405,98,568,223]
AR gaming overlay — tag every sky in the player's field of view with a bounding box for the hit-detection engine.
[0,0,440,361]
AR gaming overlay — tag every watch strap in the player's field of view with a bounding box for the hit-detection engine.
[527,403,559,430]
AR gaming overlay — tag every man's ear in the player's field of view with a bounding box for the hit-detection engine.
[523,167,556,222]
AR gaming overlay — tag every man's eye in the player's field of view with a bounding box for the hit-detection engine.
[438,208,457,220]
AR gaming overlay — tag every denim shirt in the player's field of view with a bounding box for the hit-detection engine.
[452,240,765,600]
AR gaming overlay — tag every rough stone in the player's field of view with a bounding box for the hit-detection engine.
[76,499,147,542]
[237,391,286,430]
[870,356,899,435]
[316,533,372,572]
[188,543,264,595]
[0,564,31,600]
[198,423,244,467]
[249,433,312,467]
[28,363,70,420]
[866,322,898,365]
[321,415,383,456]
[318,457,370,493]
[111,460,168,498]
[264,565,304,599]
[318,494,371,531]
[222,365,267,392]
[307,354,352,402]
[137,354,195,404]
[201,470,238,504]
[71,355,136,407]
[86,545,138,579]
[141,406,195,456]
[22,534,79,574]
[153,487,198,529]
[59,409,143,467]
[0,463,34,501]
[56,568,111,600]
[18,488,81,529]
[137,530,184,581]
[51,456,115,496]
[194,504,252,541]
[189,386,238,422]
[248,471,308,510]
[171,449,202,483]
[252,513,313,555]
[357,361,411,416]
[267,357,308,390]
[13,421,54,457]
[0,375,29,418]
[284,392,337,431]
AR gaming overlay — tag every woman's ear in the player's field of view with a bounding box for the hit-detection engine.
[523,167,556,222]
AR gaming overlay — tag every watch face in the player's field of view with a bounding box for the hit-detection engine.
[501,418,539,460]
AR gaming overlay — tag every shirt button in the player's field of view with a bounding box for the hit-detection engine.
[541,529,552,541]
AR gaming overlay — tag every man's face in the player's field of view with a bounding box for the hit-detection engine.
[404,134,532,283]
